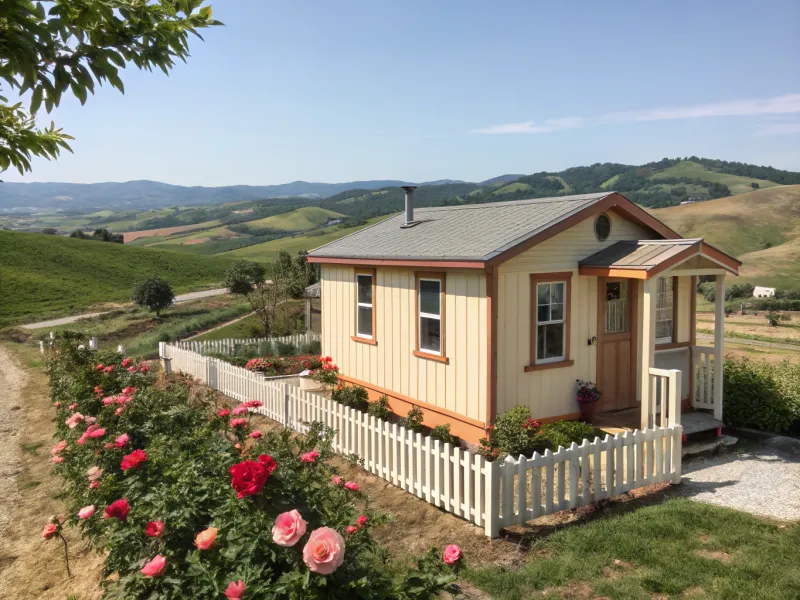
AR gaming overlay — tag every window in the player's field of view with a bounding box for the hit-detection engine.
[656,276,674,343]
[594,213,611,241]
[528,272,573,371]
[355,271,375,341]
[418,278,442,354]
[605,280,629,334]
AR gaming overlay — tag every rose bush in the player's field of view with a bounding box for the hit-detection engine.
[44,331,459,599]
[244,355,322,376]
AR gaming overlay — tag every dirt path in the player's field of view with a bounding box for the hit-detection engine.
[0,344,103,599]
[183,310,256,340]
[20,287,230,330]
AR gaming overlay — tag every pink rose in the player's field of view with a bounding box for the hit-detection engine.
[115,407,124,416]
[224,580,246,599]
[218,408,230,417]
[249,431,262,439]
[53,401,62,408]
[65,413,84,429]
[121,358,132,368]
[52,455,64,464]
[195,527,218,550]
[302,527,345,575]
[271,509,307,547]
[103,366,114,374]
[356,515,368,528]
[345,525,358,534]
[300,450,320,463]
[115,433,129,448]
[230,418,247,428]
[344,481,359,492]
[138,363,149,373]
[145,520,165,538]
[41,523,58,539]
[95,364,104,371]
[68,403,78,410]
[232,405,248,416]
[244,400,263,408]
[102,396,116,405]
[87,427,106,439]
[78,505,95,519]
[330,475,342,486]
[51,441,67,455]
[443,544,462,565]
[84,416,97,425]
[122,385,136,395]
[140,555,166,578]
[127,366,137,373]
[87,466,103,481]
[89,481,100,489]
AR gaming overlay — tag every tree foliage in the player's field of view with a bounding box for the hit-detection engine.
[131,275,174,316]
[0,0,219,173]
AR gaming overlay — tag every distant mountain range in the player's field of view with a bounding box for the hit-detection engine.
[2,157,799,213]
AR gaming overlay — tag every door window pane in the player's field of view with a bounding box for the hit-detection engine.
[605,280,629,333]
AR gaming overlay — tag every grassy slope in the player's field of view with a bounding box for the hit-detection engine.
[223,215,390,262]
[492,182,531,195]
[650,185,800,287]
[243,206,345,230]
[651,160,779,194]
[0,230,236,326]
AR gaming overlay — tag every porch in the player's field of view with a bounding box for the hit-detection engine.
[579,238,741,434]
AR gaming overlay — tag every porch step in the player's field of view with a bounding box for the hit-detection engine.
[682,434,738,457]
[681,411,724,436]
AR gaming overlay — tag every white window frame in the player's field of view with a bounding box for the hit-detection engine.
[418,278,442,355]
[535,281,566,365]
[655,276,674,345]
[355,273,374,340]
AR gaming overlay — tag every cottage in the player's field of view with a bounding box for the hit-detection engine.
[307,189,740,444]
[753,286,775,298]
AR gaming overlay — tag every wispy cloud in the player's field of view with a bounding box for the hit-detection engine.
[473,93,800,134]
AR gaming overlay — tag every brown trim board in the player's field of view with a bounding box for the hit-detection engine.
[353,268,377,343]
[529,271,573,369]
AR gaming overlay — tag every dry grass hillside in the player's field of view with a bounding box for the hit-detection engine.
[650,185,800,288]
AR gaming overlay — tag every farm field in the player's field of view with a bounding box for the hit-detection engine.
[0,230,236,327]
[651,185,800,288]
[121,219,221,242]
[650,160,780,195]
[242,206,344,231]
[223,215,390,261]
[696,312,800,346]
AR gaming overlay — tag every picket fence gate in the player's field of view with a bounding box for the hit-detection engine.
[160,342,683,538]
[175,332,321,356]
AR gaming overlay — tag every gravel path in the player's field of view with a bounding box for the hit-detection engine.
[679,443,800,520]
[0,345,25,536]
[20,287,229,330]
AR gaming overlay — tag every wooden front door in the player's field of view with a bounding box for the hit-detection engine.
[597,278,638,412]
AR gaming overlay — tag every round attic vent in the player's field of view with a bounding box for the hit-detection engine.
[595,213,611,241]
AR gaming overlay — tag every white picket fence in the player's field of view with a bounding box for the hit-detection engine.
[175,332,321,356]
[160,341,683,538]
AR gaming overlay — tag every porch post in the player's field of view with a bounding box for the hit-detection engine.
[713,274,725,420]
[640,277,658,430]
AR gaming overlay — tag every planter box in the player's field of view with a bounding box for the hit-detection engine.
[299,377,325,392]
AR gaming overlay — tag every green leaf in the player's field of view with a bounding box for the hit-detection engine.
[199,6,212,19]
[30,86,43,114]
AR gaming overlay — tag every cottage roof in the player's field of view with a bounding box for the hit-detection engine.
[307,192,675,264]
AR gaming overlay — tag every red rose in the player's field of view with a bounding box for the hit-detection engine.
[145,520,165,538]
[104,498,130,521]
[120,449,148,471]
[257,454,277,475]
[230,459,272,499]
[218,408,230,417]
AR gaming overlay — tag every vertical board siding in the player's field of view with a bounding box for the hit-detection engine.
[161,341,683,539]
[320,265,488,423]
[497,212,652,418]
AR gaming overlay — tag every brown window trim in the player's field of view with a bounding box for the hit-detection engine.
[353,268,377,343]
[414,271,448,363]
[527,271,573,373]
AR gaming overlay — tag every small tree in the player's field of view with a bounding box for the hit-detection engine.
[132,276,174,317]
[69,229,87,239]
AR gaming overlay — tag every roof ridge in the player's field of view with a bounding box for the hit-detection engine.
[415,191,612,212]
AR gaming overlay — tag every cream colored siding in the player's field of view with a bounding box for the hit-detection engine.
[321,265,487,422]
[675,275,692,343]
[497,211,652,419]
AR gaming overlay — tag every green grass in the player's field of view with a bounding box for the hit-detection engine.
[149,225,245,245]
[223,215,390,262]
[600,174,620,189]
[696,327,800,346]
[191,312,266,340]
[243,206,345,231]
[492,182,531,195]
[465,499,800,600]
[651,160,779,195]
[0,230,237,327]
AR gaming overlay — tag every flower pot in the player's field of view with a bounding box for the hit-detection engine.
[579,400,599,423]
[299,377,325,392]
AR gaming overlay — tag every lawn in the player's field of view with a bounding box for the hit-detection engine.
[650,160,779,195]
[191,312,263,340]
[223,215,390,262]
[0,230,236,327]
[243,206,344,231]
[465,499,800,600]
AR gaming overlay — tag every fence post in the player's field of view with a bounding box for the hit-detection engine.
[39,340,45,354]
[667,369,681,427]
[117,344,126,354]
[161,357,172,375]
[89,336,98,350]
[672,424,683,484]
[484,459,500,538]
[283,382,291,428]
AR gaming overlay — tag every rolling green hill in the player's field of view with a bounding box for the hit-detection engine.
[243,206,344,231]
[0,230,237,326]
[650,160,779,195]
[650,185,800,288]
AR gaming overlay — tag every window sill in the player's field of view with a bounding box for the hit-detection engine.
[524,359,574,373]
[413,350,449,364]
[351,335,377,346]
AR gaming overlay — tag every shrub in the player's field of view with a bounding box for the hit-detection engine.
[367,395,391,420]
[332,384,369,411]
[274,341,296,356]
[300,340,322,355]
[244,355,322,376]
[534,421,598,452]
[131,276,175,317]
[429,424,458,445]
[723,356,799,433]
[401,406,425,432]
[44,332,460,599]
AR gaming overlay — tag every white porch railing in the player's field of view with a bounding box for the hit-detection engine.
[646,368,682,429]
[692,345,720,418]
[159,341,683,538]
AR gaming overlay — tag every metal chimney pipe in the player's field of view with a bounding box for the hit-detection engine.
[401,185,417,226]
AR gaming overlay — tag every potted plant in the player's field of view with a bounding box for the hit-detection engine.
[576,379,601,423]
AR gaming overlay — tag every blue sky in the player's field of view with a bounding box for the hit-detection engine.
[5,0,800,185]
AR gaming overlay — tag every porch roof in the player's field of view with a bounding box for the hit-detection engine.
[578,238,741,278]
